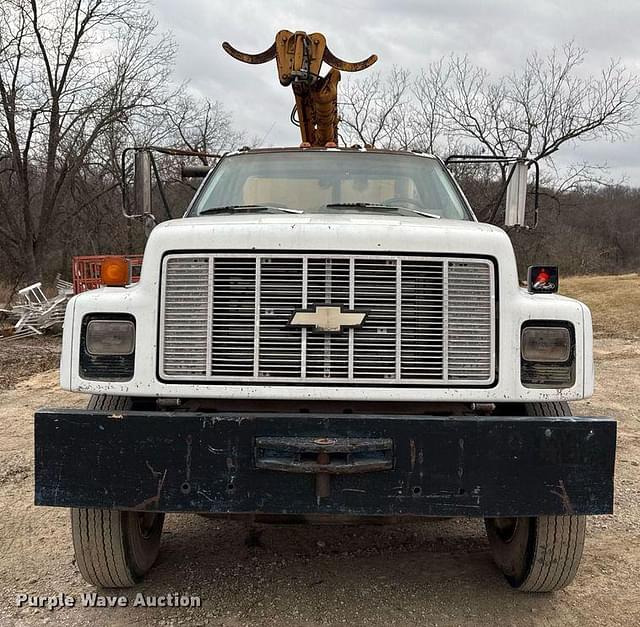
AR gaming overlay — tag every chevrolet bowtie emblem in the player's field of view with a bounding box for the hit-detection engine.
[288,305,367,333]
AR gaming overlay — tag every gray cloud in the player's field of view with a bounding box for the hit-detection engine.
[152,0,640,183]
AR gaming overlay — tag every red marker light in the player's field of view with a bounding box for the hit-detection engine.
[527,265,559,293]
[535,269,550,284]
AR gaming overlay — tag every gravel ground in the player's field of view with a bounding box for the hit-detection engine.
[0,336,62,390]
[0,338,638,626]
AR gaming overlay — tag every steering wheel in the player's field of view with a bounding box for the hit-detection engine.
[383,196,425,209]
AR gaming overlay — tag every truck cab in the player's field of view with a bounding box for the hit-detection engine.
[35,146,616,592]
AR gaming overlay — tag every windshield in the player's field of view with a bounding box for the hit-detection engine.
[189,151,472,220]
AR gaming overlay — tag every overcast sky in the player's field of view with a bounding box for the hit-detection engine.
[152,0,640,184]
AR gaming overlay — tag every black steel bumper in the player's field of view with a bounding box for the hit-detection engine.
[34,409,616,517]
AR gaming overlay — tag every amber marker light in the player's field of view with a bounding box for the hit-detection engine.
[101,256,129,287]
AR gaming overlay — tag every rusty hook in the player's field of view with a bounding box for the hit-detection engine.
[323,47,378,73]
[222,41,277,65]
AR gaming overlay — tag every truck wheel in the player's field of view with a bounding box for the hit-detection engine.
[484,401,586,592]
[70,395,165,587]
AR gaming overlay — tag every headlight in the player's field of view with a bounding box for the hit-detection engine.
[521,326,570,362]
[86,320,135,355]
[80,315,135,381]
[521,322,575,388]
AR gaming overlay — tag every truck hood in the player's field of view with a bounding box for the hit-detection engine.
[146,213,513,258]
[135,213,519,288]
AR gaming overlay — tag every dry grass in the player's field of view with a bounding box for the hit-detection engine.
[561,273,640,340]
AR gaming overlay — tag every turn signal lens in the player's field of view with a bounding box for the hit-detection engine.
[101,256,129,287]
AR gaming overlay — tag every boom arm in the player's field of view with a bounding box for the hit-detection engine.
[223,30,377,146]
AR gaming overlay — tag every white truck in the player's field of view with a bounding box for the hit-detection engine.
[34,32,615,594]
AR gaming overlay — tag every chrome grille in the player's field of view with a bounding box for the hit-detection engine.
[160,254,495,385]
[259,257,303,377]
[161,256,210,377]
[353,259,397,379]
[306,258,350,378]
[400,260,444,379]
[211,258,255,376]
[447,261,494,380]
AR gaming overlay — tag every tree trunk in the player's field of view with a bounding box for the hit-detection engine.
[20,240,40,284]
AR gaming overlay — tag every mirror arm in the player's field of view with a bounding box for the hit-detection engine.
[121,145,224,221]
[148,152,172,221]
[444,154,540,228]
[120,147,166,231]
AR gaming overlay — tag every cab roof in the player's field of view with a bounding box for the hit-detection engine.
[225,146,438,159]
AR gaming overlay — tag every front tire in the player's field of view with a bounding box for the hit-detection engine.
[71,508,164,587]
[70,395,164,587]
[485,402,586,592]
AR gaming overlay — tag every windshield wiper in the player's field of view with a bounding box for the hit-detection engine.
[325,202,441,219]
[200,204,304,215]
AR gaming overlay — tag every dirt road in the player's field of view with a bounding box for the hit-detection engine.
[0,339,639,626]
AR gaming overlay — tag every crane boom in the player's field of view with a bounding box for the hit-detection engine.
[223,30,378,146]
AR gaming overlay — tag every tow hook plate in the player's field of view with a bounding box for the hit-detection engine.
[254,436,393,498]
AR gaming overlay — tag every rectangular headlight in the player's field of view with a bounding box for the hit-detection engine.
[86,320,135,355]
[521,326,570,362]
[521,322,575,389]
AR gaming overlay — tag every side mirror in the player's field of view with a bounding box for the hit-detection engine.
[134,150,152,216]
[505,162,528,226]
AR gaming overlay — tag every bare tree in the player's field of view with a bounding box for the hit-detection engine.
[338,66,410,148]
[410,59,451,153]
[417,42,640,175]
[160,94,244,162]
[339,43,640,227]
[340,42,640,177]
[0,0,175,280]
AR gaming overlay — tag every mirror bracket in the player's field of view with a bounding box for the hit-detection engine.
[444,154,540,228]
[120,145,224,232]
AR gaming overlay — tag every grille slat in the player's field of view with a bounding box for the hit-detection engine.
[160,254,495,384]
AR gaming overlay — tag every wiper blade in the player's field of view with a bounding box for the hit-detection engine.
[200,204,304,215]
[325,202,440,219]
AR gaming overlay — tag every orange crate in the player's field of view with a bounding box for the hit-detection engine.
[72,255,144,294]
